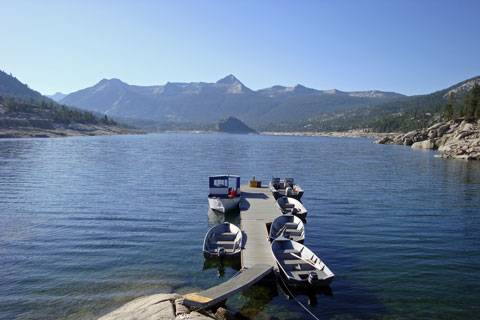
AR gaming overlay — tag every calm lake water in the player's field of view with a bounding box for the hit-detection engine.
[1,133,479,320]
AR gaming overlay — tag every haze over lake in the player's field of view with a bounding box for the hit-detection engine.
[1,133,479,319]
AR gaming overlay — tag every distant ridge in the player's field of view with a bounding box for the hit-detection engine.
[59,75,405,126]
[47,92,67,102]
[0,70,43,100]
[258,75,480,133]
[0,71,136,138]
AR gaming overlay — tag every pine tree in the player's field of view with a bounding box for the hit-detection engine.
[444,92,454,120]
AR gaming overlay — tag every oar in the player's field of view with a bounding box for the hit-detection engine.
[290,252,320,269]
[275,224,288,236]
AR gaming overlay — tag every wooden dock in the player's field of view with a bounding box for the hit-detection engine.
[183,264,273,309]
[182,185,281,310]
[240,185,282,269]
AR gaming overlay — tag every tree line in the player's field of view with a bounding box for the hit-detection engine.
[0,95,117,126]
[444,83,480,121]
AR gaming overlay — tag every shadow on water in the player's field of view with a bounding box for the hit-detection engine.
[232,279,279,320]
[207,208,240,226]
[203,256,241,279]
[277,279,333,307]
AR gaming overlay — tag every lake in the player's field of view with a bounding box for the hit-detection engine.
[1,133,479,319]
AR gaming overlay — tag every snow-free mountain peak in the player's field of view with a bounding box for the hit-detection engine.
[216,74,241,85]
[47,92,67,102]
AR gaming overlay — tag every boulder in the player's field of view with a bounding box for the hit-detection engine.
[175,299,191,316]
[411,139,435,150]
[437,124,451,136]
[459,120,475,132]
[374,136,391,144]
[215,307,236,320]
[98,293,181,320]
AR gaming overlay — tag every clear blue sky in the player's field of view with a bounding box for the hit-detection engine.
[1,0,479,96]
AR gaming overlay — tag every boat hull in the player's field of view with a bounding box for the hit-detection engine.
[208,196,241,213]
[269,214,305,243]
[277,197,308,220]
[271,238,334,288]
[203,222,243,257]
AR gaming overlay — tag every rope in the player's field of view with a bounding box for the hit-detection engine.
[278,276,320,320]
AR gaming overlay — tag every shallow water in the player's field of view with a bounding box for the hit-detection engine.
[0,133,479,319]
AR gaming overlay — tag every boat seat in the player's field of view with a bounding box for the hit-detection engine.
[289,235,303,241]
[284,228,300,233]
[290,270,328,280]
[217,233,237,241]
[284,222,298,227]
[290,270,315,280]
[281,249,300,254]
[284,259,309,265]
[213,240,235,245]
[284,204,295,208]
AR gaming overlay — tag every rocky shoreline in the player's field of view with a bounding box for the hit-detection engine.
[98,293,234,320]
[261,129,390,139]
[374,119,480,160]
[0,123,144,139]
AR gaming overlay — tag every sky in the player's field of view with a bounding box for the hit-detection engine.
[1,0,479,96]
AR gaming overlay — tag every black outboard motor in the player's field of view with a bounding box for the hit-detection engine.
[217,247,225,257]
[308,271,319,285]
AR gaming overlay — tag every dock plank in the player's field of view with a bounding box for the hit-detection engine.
[240,185,282,269]
[183,264,273,309]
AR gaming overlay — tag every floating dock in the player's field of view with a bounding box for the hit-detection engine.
[183,184,281,309]
[240,185,282,269]
[183,264,273,309]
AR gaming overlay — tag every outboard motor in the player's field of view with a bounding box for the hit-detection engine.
[308,271,319,285]
[217,247,225,257]
[285,186,293,196]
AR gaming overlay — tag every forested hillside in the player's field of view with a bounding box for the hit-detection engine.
[258,76,480,133]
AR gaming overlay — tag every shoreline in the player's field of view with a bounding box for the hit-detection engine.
[0,126,399,140]
[0,125,145,139]
[374,119,480,160]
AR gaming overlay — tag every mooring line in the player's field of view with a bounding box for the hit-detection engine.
[278,276,320,320]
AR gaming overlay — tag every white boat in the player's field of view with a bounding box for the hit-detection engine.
[277,196,308,220]
[269,214,305,243]
[269,178,304,200]
[271,237,334,287]
[208,175,242,213]
[203,222,243,258]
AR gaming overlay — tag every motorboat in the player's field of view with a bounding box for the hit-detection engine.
[269,214,305,243]
[277,196,308,220]
[269,178,304,200]
[208,175,241,213]
[271,237,334,287]
[203,222,243,258]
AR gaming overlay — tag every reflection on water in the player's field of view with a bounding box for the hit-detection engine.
[207,208,241,226]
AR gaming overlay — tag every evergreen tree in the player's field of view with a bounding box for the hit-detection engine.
[444,92,454,120]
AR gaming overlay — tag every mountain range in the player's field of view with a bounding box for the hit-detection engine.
[258,76,480,133]
[59,75,405,126]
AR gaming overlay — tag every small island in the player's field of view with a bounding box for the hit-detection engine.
[216,116,257,134]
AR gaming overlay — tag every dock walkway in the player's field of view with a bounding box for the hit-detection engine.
[240,185,282,269]
[183,264,273,309]
[183,185,281,310]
